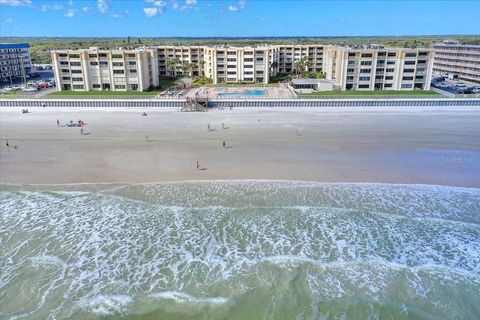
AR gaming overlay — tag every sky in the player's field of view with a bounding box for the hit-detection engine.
[0,0,479,37]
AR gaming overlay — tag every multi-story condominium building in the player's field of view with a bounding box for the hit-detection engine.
[323,45,433,91]
[51,47,158,91]
[0,43,32,83]
[432,40,480,82]
[52,44,434,91]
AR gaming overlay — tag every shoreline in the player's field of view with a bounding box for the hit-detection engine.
[1,106,480,187]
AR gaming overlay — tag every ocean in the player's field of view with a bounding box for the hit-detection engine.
[1,181,479,319]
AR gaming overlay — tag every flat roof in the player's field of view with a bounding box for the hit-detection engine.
[0,43,30,49]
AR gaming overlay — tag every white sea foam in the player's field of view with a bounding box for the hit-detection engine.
[149,291,230,304]
[1,181,479,319]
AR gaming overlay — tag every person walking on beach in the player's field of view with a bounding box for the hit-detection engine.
[5,138,9,148]
[207,124,211,132]
[80,127,84,135]
[57,119,60,127]
[223,141,226,148]
[196,161,200,170]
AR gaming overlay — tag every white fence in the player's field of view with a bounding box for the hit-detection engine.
[0,98,479,108]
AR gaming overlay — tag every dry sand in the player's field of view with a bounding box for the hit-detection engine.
[1,106,480,187]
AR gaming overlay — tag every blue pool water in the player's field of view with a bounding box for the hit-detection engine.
[218,90,266,97]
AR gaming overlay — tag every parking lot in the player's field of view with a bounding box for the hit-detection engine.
[431,76,480,95]
[0,70,56,96]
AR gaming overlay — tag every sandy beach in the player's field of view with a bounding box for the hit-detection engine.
[1,106,480,187]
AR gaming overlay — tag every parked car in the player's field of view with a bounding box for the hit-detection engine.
[47,81,56,87]
[37,82,50,89]
[3,86,14,92]
[455,82,466,88]
[23,87,38,92]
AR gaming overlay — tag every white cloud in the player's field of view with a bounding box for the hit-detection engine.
[0,0,31,6]
[82,6,92,13]
[146,0,166,7]
[64,8,76,17]
[41,4,63,12]
[5,18,13,22]
[172,0,179,9]
[111,9,129,18]
[68,0,73,6]
[228,0,245,12]
[143,7,159,17]
[172,0,197,11]
[97,0,109,13]
[185,0,197,5]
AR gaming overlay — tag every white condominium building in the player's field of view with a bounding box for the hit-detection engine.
[324,45,433,91]
[0,43,32,83]
[52,44,434,91]
[432,40,480,82]
[51,47,158,91]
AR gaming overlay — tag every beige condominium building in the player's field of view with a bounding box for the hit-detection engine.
[51,47,158,91]
[432,40,480,82]
[323,45,433,91]
[52,44,434,91]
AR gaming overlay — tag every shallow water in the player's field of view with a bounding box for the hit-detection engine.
[1,181,479,319]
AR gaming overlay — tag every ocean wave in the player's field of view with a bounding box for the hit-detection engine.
[1,181,479,319]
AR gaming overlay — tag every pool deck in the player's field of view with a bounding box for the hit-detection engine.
[186,86,295,99]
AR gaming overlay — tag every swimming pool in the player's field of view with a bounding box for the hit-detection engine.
[218,90,266,97]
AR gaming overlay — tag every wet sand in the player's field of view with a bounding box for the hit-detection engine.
[1,106,480,187]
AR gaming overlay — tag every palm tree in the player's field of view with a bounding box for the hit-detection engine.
[166,57,181,78]
[198,60,206,76]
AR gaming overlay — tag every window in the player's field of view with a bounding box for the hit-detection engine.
[359,76,370,81]
[384,83,393,88]
[346,76,354,80]
[402,76,414,81]
[89,54,98,59]
[92,84,101,88]
[100,61,108,66]
[360,69,371,73]
[90,61,99,66]
[404,61,416,65]
[71,70,82,74]
[387,61,395,65]
[69,54,80,59]
[129,69,137,73]
[115,85,126,89]
[99,53,107,58]
[227,58,236,62]
[127,54,135,58]
[386,68,395,73]
[128,61,136,66]
[59,53,67,58]
[385,76,394,80]
[405,52,417,57]
[361,53,373,58]
[227,71,236,75]
[387,52,397,57]
[401,84,413,89]
[360,61,372,65]
[418,60,427,64]
[358,84,370,88]
[377,60,385,64]
[227,51,236,55]
[72,77,83,81]
[217,71,224,75]
[244,58,254,62]
[112,54,123,59]
[112,62,124,67]
[256,57,264,62]
[113,70,124,74]
[348,53,356,57]
[244,71,253,75]
[70,62,81,66]
[347,68,355,73]
[62,76,70,80]
[403,68,415,73]
[60,61,69,65]
[72,85,84,89]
